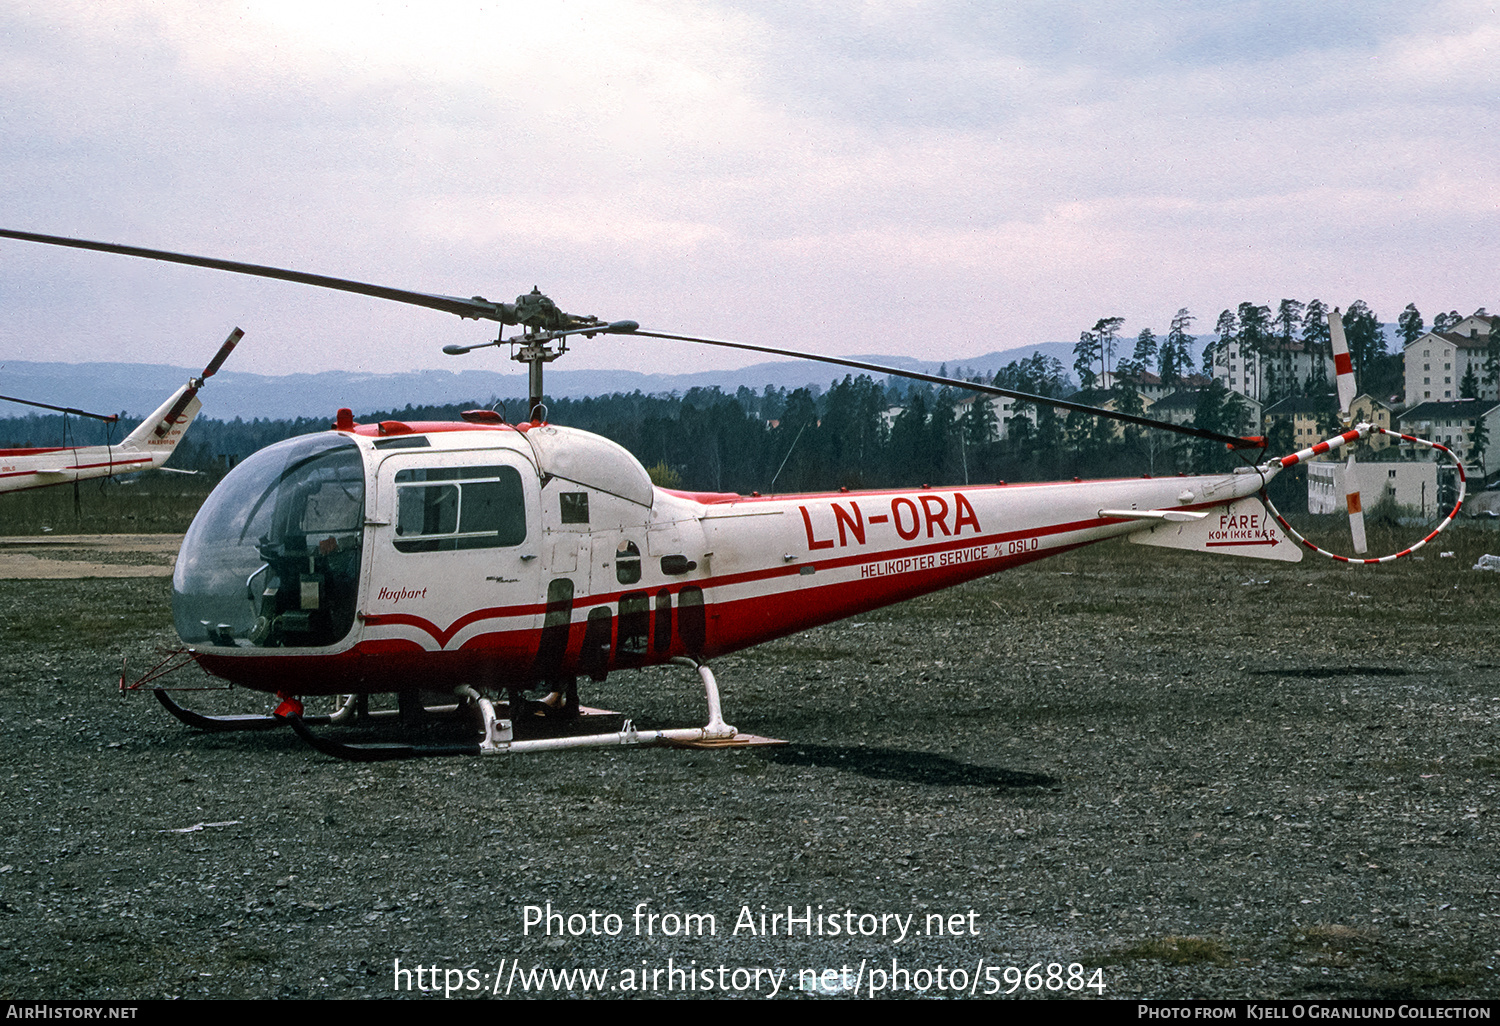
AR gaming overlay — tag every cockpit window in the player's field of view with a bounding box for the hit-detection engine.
[173,433,365,649]
[393,465,526,551]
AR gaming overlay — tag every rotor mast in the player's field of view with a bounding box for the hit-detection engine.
[511,288,577,423]
[442,287,638,422]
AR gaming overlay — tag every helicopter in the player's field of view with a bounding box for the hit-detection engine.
[0,228,1467,760]
[0,329,241,494]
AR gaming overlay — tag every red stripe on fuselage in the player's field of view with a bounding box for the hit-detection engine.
[0,456,151,478]
[706,513,1110,593]
[361,602,541,647]
[706,540,1085,654]
[0,446,69,457]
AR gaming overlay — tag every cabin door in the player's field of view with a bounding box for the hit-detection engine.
[363,448,543,679]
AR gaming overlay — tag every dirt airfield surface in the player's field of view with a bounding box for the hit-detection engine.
[0,534,179,580]
[1,528,1498,1001]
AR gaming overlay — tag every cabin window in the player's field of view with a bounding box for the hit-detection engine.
[373,435,430,450]
[616,540,642,584]
[393,465,525,551]
[560,492,590,524]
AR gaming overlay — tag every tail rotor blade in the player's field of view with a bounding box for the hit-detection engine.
[1345,453,1368,554]
[201,327,244,379]
[1328,308,1358,416]
[154,328,243,437]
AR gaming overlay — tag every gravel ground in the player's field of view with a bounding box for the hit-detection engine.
[1,528,1498,1001]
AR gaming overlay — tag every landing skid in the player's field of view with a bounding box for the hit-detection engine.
[282,713,480,761]
[281,659,783,760]
[282,711,780,760]
[150,659,783,760]
[154,688,353,731]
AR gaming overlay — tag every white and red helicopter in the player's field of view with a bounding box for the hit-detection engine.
[0,229,1467,760]
[1,329,241,494]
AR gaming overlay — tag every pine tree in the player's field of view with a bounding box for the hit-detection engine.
[1206,309,1237,374]
[1192,380,1232,470]
[1302,299,1331,390]
[1132,327,1158,377]
[962,393,997,448]
[1462,364,1480,399]
[1237,302,1271,399]
[1275,299,1305,398]
[1398,303,1424,346]
[1162,309,1194,389]
[1092,317,1125,383]
[1073,329,1100,390]
[1341,301,1383,382]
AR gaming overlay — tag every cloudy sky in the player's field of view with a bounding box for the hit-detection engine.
[1,1,1496,382]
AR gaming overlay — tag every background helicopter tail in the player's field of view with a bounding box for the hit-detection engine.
[120,387,203,460]
[120,327,242,461]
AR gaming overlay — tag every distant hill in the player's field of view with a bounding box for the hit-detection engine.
[1,341,1080,421]
[2,317,1418,424]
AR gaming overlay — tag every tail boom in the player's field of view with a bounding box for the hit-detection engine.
[0,330,234,495]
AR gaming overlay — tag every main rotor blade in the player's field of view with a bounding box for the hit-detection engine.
[630,329,1262,450]
[0,229,516,324]
[0,394,118,422]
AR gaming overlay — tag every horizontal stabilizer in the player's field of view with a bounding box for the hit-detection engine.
[1128,496,1302,562]
[1099,508,1208,523]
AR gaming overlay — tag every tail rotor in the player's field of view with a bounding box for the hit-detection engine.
[152,327,243,437]
[1328,308,1368,553]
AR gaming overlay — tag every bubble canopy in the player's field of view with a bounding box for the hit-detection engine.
[173,433,366,649]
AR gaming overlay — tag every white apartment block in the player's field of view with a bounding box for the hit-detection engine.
[1403,314,1499,404]
[1396,398,1500,474]
[949,394,1039,441]
[1210,341,1333,403]
[1307,461,1438,517]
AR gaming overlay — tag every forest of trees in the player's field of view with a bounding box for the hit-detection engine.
[0,300,1459,507]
